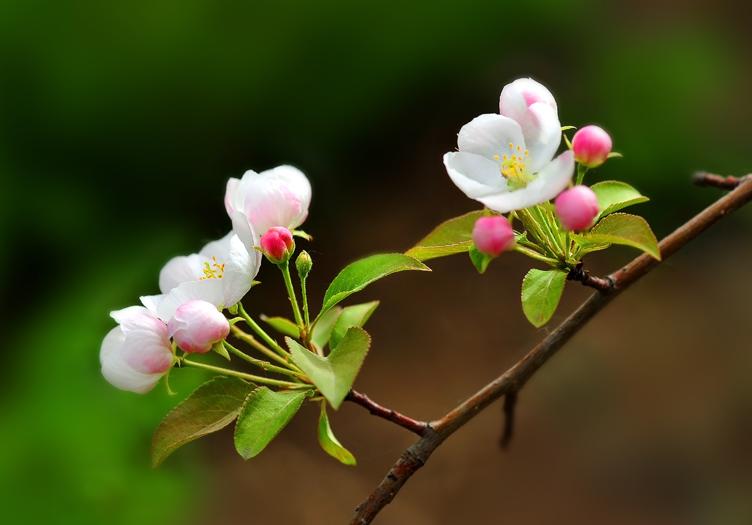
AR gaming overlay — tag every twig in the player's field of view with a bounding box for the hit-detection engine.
[346,390,429,436]
[499,391,518,449]
[566,262,613,291]
[350,174,752,524]
[693,171,749,189]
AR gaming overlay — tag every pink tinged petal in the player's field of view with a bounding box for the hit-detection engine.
[260,226,294,263]
[110,306,167,336]
[168,299,230,354]
[572,125,612,168]
[233,165,312,235]
[444,152,508,200]
[457,114,525,159]
[478,150,574,213]
[100,326,169,394]
[555,185,600,231]
[153,279,225,321]
[516,102,562,171]
[499,78,557,123]
[472,216,515,256]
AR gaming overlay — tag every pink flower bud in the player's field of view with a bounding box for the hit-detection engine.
[572,125,612,168]
[168,300,230,354]
[555,185,600,231]
[472,216,515,257]
[260,226,295,263]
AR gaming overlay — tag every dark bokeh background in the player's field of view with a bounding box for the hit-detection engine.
[2,1,751,523]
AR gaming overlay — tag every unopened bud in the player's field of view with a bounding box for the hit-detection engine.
[260,226,295,264]
[555,185,599,231]
[472,216,515,257]
[572,125,612,168]
[295,250,312,279]
[168,300,230,354]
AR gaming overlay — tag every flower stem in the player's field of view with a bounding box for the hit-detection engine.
[237,303,289,357]
[230,325,302,371]
[513,244,559,265]
[181,358,310,389]
[299,274,311,331]
[223,341,309,381]
[279,261,305,330]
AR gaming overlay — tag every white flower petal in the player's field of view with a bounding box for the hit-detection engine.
[499,78,557,124]
[224,177,241,216]
[478,150,574,212]
[110,305,164,333]
[153,280,225,322]
[517,102,561,171]
[457,114,525,159]
[159,254,203,294]
[444,151,508,199]
[221,233,261,307]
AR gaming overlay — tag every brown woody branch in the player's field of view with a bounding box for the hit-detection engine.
[566,262,613,291]
[346,390,429,436]
[350,174,752,524]
[693,171,749,189]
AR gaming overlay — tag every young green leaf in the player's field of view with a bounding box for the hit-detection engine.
[591,180,649,219]
[233,387,308,460]
[320,253,429,314]
[468,246,492,274]
[587,213,661,260]
[317,401,357,466]
[151,377,254,467]
[329,301,379,350]
[260,315,300,339]
[311,306,343,350]
[405,210,486,261]
[521,269,568,328]
[287,327,371,410]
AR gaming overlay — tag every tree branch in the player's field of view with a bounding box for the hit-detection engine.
[693,171,749,189]
[346,390,429,436]
[350,174,752,524]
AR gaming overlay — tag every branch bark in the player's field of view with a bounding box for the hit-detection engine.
[346,390,429,436]
[350,174,752,524]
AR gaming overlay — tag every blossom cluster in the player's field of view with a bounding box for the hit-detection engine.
[101,167,312,393]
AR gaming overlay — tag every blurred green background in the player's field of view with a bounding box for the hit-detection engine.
[2,1,751,523]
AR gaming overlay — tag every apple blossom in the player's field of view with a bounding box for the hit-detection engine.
[472,216,515,256]
[260,226,295,264]
[555,185,599,231]
[100,306,173,393]
[168,299,230,354]
[444,78,574,213]
[141,232,260,322]
[225,165,311,249]
[572,125,612,168]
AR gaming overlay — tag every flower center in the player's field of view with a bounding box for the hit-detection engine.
[200,256,225,280]
[493,143,532,189]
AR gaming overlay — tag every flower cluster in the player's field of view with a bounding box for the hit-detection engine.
[101,167,312,393]
[100,76,657,467]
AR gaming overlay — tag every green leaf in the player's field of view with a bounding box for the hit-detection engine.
[287,327,371,410]
[468,246,492,274]
[521,269,568,328]
[260,315,300,339]
[311,306,342,350]
[405,210,485,261]
[320,253,429,314]
[151,377,254,467]
[233,387,308,460]
[587,213,661,260]
[571,235,612,256]
[317,402,357,466]
[330,301,379,349]
[591,180,649,219]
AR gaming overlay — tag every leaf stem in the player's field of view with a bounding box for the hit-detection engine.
[181,358,310,389]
